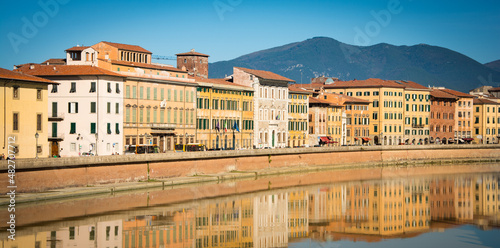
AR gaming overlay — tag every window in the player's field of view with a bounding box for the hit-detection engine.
[107,102,111,114]
[147,87,151,99]
[116,83,120,93]
[153,88,157,100]
[37,114,42,131]
[140,87,144,99]
[36,89,42,100]
[107,82,111,93]
[107,123,112,134]
[116,103,119,114]
[68,102,78,113]
[51,84,58,93]
[70,123,76,134]
[90,102,96,113]
[90,123,96,134]
[90,82,96,93]
[13,113,19,131]
[132,86,137,98]
[70,82,76,93]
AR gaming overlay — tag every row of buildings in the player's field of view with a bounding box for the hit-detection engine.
[1,41,499,158]
[3,173,499,247]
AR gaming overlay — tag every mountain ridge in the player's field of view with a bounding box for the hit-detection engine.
[209,37,500,92]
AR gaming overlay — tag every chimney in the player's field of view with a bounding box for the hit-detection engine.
[30,64,35,70]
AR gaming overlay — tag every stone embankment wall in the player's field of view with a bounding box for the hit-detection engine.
[1,145,499,193]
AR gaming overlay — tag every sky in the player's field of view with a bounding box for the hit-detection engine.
[0,0,499,70]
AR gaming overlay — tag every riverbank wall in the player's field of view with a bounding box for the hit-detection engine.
[1,144,500,194]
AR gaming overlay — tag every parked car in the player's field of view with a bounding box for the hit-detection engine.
[81,152,95,156]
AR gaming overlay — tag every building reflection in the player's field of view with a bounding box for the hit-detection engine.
[2,173,499,248]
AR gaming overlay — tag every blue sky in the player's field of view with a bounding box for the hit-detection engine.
[1,0,499,70]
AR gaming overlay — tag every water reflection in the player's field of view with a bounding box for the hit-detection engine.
[2,172,500,248]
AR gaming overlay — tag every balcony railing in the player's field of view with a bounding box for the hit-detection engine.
[49,112,65,121]
[412,123,424,128]
[150,123,177,129]
[48,133,65,140]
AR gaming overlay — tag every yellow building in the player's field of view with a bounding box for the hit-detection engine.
[92,42,198,151]
[0,68,56,158]
[288,85,311,147]
[473,98,500,144]
[195,77,254,150]
[323,78,406,145]
[288,190,309,240]
[400,81,431,144]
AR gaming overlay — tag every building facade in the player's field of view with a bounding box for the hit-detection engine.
[233,67,293,149]
[439,89,474,143]
[195,77,254,150]
[92,41,198,152]
[429,89,458,144]
[473,98,500,144]
[0,68,55,158]
[288,85,311,147]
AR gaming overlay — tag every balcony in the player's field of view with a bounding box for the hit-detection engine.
[412,124,424,128]
[48,112,65,121]
[150,123,177,129]
[48,133,65,141]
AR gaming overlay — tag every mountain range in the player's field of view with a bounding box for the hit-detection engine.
[209,37,500,92]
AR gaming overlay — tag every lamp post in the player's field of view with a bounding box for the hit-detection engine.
[145,133,149,154]
[94,133,98,156]
[185,132,188,145]
[35,132,39,159]
[77,133,81,156]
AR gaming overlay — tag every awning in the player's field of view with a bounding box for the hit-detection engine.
[327,136,338,143]
[319,137,330,143]
[362,137,371,142]
[463,138,474,141]
[354,138,359,141]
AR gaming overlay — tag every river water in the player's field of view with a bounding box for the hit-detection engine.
[1,163,500,248]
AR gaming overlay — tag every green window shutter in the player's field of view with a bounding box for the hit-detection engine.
[107,102,111,113]
[160,110,165,123]
[147,87,150,100]
[126,108,130,122]
[132,109,136,122]
[126,86,130,98]
[70,123,76,134]
[168,89,171,101]
[132,86,137,98]
[91,123,96,134]
[91,102,96,113]
[153,88,157,100]
[174,90,177,101]
[116,103,119,114]
[180,90,183,102]
[161,88,164,100]
[107,123,111,134]
[116,123,120,134]
[140,109,143,123]
[147,109,150,123]
[140,87,144,99]
[167,109,171,123]
[153,110,157,123]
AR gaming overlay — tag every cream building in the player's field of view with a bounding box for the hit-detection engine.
[232,67,293,148]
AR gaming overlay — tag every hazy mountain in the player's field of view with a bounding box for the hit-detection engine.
[209,37,500,92]
[485,60,500,72]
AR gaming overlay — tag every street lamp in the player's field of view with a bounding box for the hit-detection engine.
[77,134,81,156]
[35,132,39,159]
[185,132,189,144]
[95,133,98,156]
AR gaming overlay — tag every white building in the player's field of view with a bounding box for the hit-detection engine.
[15,48,125,157]
[233,67,293,148]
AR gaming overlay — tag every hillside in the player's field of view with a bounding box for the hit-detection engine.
[210,37,500,92]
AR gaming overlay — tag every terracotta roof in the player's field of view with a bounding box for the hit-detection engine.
[309,97,332,105]
[395,80,429,90]
[42,58,66,65]
[101,41,152,54]
[473,98,500,105]
[235,67,295,82]
[65,46,90,51]
[288,84,314,94]
[320,93,370,106]
[439,88,474,98]
[110,60,186,73]
[489,87,500,92]
[430,89,459,99]
[0,67,56,84]
[15,64,125,78]
[323,78,406,89]
[191,76,252,89]
[176,50,209,57]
